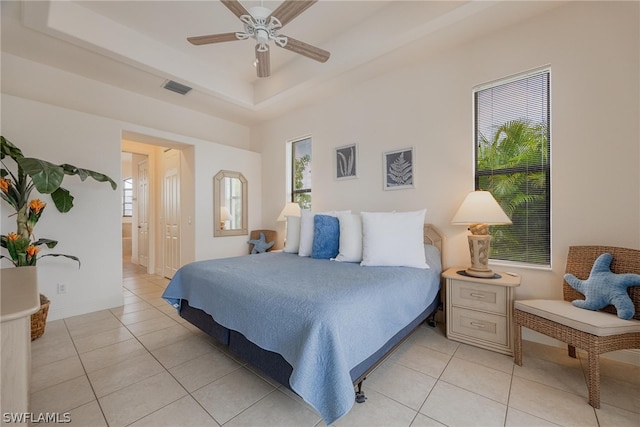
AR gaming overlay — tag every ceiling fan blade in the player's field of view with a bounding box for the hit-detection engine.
[220,0,250,20]
[268,0,317,27]
[280,36,330,63]
[187,32,239,45]
[255,47,270,78]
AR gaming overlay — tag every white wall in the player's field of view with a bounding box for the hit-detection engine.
[193,143,262,260]
[1,95,123,320]
[252,2,639,354]
[1,94,259,320]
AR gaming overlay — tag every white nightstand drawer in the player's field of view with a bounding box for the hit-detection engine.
[443,268,519,355]
[450,307,508,346]
[450,279,507,314]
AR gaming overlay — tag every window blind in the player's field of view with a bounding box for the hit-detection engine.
[474,68,551,266]
[292,137,312,210]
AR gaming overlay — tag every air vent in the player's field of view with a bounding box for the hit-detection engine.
[163,80,192,95]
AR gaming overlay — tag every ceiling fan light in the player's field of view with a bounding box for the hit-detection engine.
[189,0,328,77]
[255,28,269,45]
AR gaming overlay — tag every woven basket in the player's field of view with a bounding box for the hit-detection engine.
[30,294,50,341]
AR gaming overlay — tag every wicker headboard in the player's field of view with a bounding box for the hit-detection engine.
[423,224,445,265]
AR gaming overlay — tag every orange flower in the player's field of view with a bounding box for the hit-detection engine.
[0,178,11,193]
[29,199,46,213]
[26,245,39,257]
[7,232,19,241]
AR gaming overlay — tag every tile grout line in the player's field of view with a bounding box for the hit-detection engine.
[63,315,110,426]
[124,273,322,426]
[119,276,223,426]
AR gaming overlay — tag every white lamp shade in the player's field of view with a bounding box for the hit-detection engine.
[220,206,232,221]
[277,202,301,221]
[451,191,512,225]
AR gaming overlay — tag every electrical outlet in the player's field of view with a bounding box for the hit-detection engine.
[57,283,67,294]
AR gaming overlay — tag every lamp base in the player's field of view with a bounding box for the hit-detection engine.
[464,267,497,278]
[465,234,494,278]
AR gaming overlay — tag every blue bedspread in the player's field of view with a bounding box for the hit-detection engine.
[162,248,441,424]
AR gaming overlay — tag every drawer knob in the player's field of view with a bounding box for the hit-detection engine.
[470,293,486,299]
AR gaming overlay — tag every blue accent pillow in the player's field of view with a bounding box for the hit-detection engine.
[312,215,340,259]
[565,252,640,320]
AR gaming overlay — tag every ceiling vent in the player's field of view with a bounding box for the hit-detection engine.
[163,80,192,95]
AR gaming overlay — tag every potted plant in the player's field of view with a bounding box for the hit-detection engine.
[0,136,117,339]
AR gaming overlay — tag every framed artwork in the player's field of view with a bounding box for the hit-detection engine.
[383,147,415,190]
[335,143,358,180]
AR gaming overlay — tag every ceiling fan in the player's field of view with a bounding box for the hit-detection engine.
[188,0,330,78]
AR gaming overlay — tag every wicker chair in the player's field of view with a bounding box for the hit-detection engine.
[248,229,277,254]
[513,246,640,408]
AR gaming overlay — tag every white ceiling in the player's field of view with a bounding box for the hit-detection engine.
[1,0,564,126]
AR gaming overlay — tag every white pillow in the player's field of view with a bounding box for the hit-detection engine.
[297,210,316,257]
[360,209,429,269]
[298,210,351,257]
[333,213,363,262]
[283,215,301,253]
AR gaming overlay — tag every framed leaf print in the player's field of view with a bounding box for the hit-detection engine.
[335,143,358,180]
[383,147,415,190]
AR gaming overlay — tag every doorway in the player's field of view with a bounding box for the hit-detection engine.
[121,132,195,279]
[120,150,151,270]
[121,145,168,276]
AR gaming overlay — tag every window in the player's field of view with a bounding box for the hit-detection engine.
[474,68,550,266]
[122,177,133,217]
[291,137,312,210]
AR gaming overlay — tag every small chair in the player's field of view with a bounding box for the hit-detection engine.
[513,245,640,408]
[248,229,277,254]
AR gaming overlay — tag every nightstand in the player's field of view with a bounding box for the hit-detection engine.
[443,267,521,355]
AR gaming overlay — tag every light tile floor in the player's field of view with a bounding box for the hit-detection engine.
[30,262,640,426]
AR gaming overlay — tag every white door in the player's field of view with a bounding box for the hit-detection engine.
[137,159,149,268]
[163,150,180,278]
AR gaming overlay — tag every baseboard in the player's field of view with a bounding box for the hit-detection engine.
[47,296,124,322]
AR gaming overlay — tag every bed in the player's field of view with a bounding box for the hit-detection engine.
[162,223,444,424]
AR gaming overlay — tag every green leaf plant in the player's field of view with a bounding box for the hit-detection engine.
[0,136,117,267]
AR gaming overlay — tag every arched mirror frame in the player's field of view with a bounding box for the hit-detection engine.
[213,170,248,237]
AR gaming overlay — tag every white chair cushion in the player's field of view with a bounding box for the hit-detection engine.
[515,299,640,336]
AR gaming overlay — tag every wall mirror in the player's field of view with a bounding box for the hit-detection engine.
[214,170,248,237]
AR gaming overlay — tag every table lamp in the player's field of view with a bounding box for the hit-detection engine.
[277,202,301,222]
[220,206,232,230]
[277,202,301,248]
[451,190,512,278]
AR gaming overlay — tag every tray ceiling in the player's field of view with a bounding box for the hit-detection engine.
[1,1,564,125]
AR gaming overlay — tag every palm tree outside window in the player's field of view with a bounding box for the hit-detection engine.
[292,137,311,210]
[474,68,551,266]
